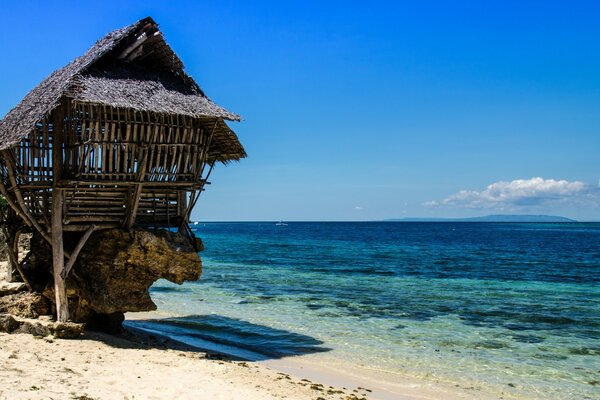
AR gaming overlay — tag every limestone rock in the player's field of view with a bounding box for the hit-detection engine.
[0,313,84,338]
[0,291,51,318]
[0,313,19,332]
[31,229,201,328]
[52,321,85,339]
[0,282,27,296]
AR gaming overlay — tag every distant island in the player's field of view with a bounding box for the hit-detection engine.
[385,214,577,222]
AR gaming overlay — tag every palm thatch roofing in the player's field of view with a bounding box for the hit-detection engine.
[0,16,246,162]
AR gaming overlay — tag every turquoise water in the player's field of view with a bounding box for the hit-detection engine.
[134,222,600,399]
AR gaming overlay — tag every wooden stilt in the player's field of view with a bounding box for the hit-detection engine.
[4,234,14,283]
[8,231,20,282]
[52,189,68,322]
[52,104,68,322]
[5,242,32,291]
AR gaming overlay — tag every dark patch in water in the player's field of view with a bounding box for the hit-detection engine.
[308,267,395,276]
[511,334,545,344]
[569,347,600,356]
[306,303,325,310]
[317,311,343,318]
[471,340,508,349]
[533,353,568,361]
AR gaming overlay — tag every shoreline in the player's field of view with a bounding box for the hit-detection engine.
[0,328,374,400]
[125,313,498,400]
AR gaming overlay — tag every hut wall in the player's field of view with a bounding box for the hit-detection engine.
[2,102,214,230]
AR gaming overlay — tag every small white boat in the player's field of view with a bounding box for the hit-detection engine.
[275,220,288,226]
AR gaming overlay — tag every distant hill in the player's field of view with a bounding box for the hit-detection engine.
[385,214,577,222]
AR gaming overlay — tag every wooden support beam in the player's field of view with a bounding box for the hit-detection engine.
[0,177,32,228]
[63,223,120,232]
[61,224,95,279]
[0,207,14,282]
[125,184,143,230]
[5,241,32,291]
[52,103,68,322]
[8,231,19,282]
[180,161,214,230]
[177,190,188,233]
[58,179,202,188]
[124,148,148,230]
[2,151,52,245]
[52,189,68,322]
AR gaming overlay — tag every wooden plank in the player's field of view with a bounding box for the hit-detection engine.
[66,215,123,223]
[64,223,120,231]
[58,180,204,188]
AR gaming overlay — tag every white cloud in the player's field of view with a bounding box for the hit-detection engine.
[353,206,364,210]
[426,177,600,209]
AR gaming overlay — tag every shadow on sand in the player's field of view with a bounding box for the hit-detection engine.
[116,314,331,361]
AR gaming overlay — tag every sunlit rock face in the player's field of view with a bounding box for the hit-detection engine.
[28,229,201,331]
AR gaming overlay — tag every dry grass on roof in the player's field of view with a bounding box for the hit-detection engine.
[0,16,245,163]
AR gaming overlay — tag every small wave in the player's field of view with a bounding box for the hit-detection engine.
[150,286,190,293]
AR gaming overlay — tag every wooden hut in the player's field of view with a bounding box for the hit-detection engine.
[0,17,246,321]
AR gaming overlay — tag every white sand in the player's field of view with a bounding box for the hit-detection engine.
[0,330,376,400]
[0,325,496,400]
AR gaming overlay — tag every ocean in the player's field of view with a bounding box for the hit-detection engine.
[128,222,600,399]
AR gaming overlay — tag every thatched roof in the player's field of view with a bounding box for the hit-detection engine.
[0,16,245,161]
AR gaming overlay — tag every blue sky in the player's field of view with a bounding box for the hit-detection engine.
[1,1,599,220]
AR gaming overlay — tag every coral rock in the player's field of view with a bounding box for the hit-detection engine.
[31,229,201,329]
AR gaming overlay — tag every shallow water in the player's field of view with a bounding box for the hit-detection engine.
[137,222,600,399]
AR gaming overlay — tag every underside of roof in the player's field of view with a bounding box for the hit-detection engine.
[0,17,245,161]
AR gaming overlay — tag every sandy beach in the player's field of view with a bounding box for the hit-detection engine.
[0,4,597,400]
[0,328,379,400]
[0,320,508,400]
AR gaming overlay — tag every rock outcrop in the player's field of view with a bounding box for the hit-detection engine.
[0,291,51,318]
[0,313,84,338]
[22,228,202,331]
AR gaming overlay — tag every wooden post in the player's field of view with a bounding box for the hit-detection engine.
[3,231,14,282]
[8,231,19,282]
[124,147,148,230]
[52,189,68,321]
[52,103,68,322]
